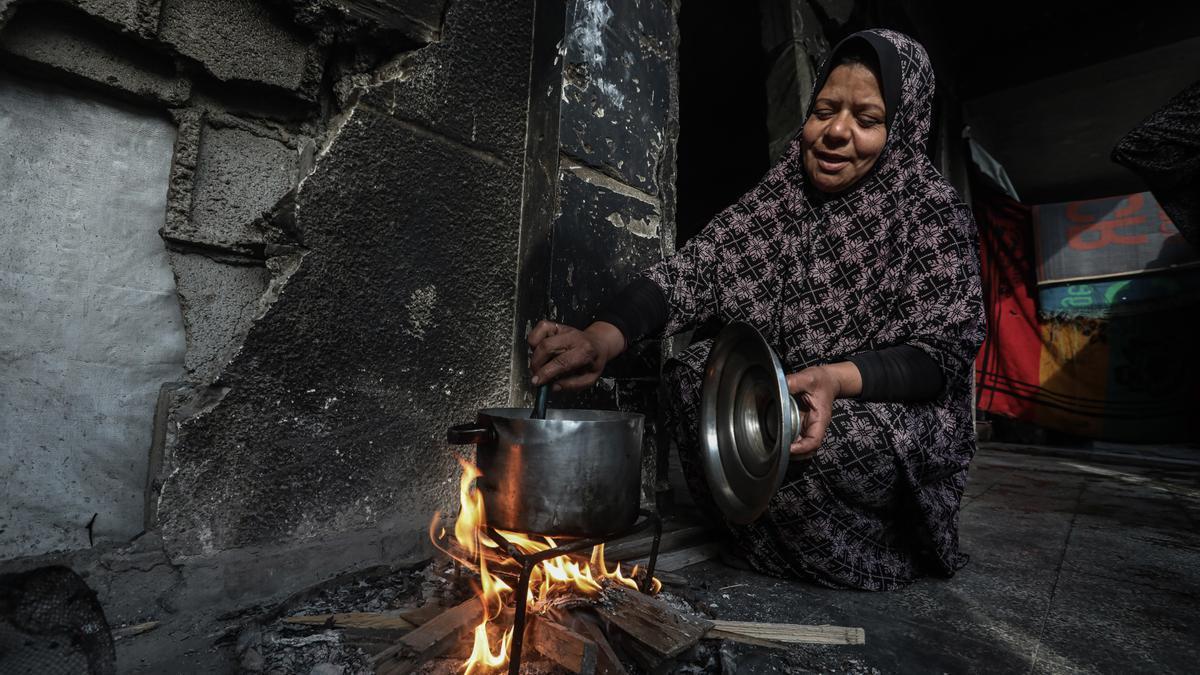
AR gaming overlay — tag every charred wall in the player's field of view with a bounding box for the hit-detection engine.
[157,0,538,557]
[0,0,538,567]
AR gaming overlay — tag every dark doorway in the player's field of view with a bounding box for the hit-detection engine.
[674,3,772,248]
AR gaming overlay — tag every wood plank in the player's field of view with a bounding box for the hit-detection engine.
[528,617,597,674]
[575,617,629,675]
[394,603,446,627]
[707,620,865,645]
[285,612,416,631]
[633,542,720,572]
[703,629,786,650]
[593,585,713,659]
[371,598,482,675]
[602,526,711,562]
[112,621,160,641]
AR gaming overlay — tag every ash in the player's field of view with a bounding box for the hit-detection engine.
[236,561,453,675]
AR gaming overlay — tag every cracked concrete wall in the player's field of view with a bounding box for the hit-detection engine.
[0,0,462,564]
[1,0,674,580]
[155,0,535,557]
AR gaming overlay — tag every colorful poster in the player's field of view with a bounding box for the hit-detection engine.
[976,185,1200,443]
[1034,191,1199,283]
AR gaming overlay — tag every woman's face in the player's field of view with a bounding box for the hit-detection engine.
[801,63,888,193]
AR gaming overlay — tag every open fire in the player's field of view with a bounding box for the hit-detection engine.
[430,457,661,673]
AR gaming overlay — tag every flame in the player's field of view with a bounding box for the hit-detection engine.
[430,457,660,673]
[464,623,512,675]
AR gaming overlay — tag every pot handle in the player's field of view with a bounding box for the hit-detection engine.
[447,422,495,445]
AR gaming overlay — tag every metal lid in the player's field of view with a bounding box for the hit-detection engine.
[699,322,800,524]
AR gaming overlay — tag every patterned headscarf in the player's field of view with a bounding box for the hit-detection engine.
[646,29,986,581]
[649,28,983,397]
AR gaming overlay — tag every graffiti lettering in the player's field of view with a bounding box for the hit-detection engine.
[1066,193,1149,250]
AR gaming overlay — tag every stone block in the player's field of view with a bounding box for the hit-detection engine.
[167,122,298,252]
[70,0,141,33]
[169,252,271,382]
[558,0,674,195]
[331,0,447,42]
[0,4,189,105]
[158,0,319,97]
[359,0,535,164]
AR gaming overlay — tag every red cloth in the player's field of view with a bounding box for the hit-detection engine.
[974,187,1040,420]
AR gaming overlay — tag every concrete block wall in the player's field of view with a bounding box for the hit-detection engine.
[0,0,535,569]
[141,0,535,561]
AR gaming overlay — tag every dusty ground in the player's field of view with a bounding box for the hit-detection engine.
[108,444,1200,673]
[676,444,1200,674]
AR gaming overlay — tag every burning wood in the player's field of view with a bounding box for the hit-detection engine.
[424,458,663,674]
[526,616,597,674]
[592,585,713,660]
[365,457,868,674]
[574,618,629,675]
[371,598,482,675]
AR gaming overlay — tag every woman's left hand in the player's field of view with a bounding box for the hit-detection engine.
[785,362,862,455]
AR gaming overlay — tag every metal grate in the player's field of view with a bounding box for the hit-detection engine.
[485,508,662,675]
[0,566,116,675]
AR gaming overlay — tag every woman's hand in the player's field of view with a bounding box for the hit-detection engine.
[786,362,862,456]
[528,320,626,391]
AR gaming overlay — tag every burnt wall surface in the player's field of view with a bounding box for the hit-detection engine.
[0,0,539,568]
[156,0,536,556]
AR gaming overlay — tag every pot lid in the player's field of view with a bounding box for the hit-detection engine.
[699,322,800,524]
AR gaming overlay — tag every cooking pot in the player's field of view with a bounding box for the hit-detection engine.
[446,407,644,537]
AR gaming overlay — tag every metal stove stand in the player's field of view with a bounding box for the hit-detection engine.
[485,508,662,675]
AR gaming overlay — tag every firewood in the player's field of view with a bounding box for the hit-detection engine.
[394,603,446,627]
[607,629,685,675]
[633,542,720,572]
[285,612,416,631]
[528,616,597,674]
[706,620,865,645]
[574,617,629,675]
[285,612,418,656]
[371,598,482,675]
[602,526,711,562]
[112,621,160,641]
[592,585,713,659]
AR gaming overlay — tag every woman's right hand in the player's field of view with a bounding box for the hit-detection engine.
[528,320,625,391]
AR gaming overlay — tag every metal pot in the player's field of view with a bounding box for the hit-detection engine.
[447,407,643,537]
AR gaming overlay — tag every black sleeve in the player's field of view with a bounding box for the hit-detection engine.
[593,276,669,344]
[1111,80,1200,249]
[848,344,945,402]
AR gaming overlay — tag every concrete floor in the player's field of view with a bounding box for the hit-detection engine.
[678,445,1200,674]
[99,443,1199,673]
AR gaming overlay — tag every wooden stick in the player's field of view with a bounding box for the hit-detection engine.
[706,620,865,645]
[112,621,160,641]
[574,617,629,675]
[704,628,787,650]
[285,612,416,631]
[633,542,720,572]
[371,598,482,675]
[593,585,713,659]
[394,603,445,627]
[602,526,711,562]
[528,616,597,674]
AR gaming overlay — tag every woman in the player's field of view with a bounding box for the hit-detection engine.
[528,29,985,591]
